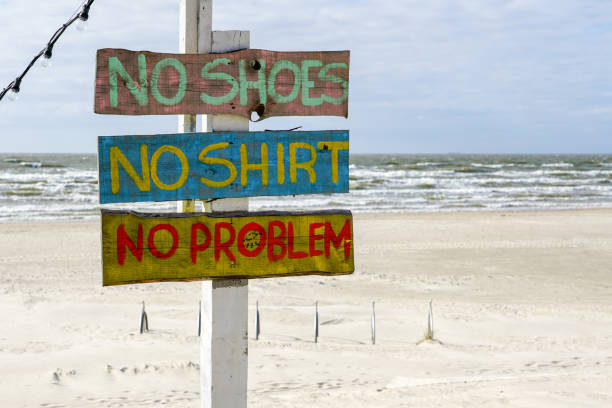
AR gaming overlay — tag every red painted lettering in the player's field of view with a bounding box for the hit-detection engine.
[117,223,143,265]
[309,222,324,257]
[214,222,236,262]
[324,220,352,259]
[237,222,266,257]
[190,223,212,264]
[148,224,179,259]
[288,221,308,259]
[267,220,287,262]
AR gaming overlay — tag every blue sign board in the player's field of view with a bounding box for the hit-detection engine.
[98,130,349,204]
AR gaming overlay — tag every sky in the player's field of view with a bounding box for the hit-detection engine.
[0,0,611,154]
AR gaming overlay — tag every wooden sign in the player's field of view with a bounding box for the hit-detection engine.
[98,130,349,204]
[94,48,350,120]
[101,209,354,286]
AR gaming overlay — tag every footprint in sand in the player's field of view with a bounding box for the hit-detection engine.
[52,368,77,383]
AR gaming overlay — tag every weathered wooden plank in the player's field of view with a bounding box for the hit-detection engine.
[98,130,349,204]
[94,48,350,119]
[101,209,354,286]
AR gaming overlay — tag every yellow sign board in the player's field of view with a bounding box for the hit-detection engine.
[101,209,354,286]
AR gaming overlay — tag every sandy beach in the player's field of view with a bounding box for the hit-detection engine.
[1,209,611,407]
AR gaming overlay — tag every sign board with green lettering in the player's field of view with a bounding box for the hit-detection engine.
[94,48,349,120]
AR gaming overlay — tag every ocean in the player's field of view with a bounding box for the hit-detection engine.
[0,153,611,221]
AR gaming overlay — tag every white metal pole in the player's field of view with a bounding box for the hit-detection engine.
[179,2,249,407]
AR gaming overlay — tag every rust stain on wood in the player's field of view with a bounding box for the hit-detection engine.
[94,48,350,120]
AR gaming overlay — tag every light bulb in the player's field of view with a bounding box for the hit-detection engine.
[7,89,19,102]
[39,56,52,68]
[39,46,53,68]
[76,18,88,32]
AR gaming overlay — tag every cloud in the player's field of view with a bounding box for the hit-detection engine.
[0,0,611,153]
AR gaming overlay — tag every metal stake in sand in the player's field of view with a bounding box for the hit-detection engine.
[139,301,149,334]
[428,300,434,339]
[179,2,249,407]
[314,301,319,343]
[371,301,376,345]
[417,300,441,345]
[198,301,201,337]
[255,300,260,340]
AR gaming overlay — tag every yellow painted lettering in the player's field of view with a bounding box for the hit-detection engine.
[199,142,237,188]
[317,141,349,184]
[110,145,150,194]
[240,143,269,186]
[276,143,285,185]
[289,142,317,184]
[150,145,189,191]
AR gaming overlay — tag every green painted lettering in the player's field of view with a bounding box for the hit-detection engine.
[318,63,349,105]
[108,54,148,107]
[267,60,301,104]
[239,59,266,106]
[201,58,239,105]
[150,58,187,106]
[301,60,323,106]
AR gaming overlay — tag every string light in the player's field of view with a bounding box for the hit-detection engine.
[76,2,91,31]
[76,18,89,32]
[0,0,95,102]
[39,46,54,68]
[7,80,20,102]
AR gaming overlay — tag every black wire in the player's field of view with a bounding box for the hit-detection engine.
[264,126,303,132]
[0,0,95,101]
